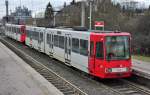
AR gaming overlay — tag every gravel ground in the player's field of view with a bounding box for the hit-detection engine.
[3,37,119,95]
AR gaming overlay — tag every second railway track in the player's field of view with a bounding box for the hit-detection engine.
[1,36,150,95]
[101,79,150,95]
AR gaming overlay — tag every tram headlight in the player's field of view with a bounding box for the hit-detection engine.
[106,68,112,73]
[126,68,132,72]
[126,68,129,71]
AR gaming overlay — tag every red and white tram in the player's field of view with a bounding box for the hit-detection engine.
[5,24,26,43]
[5,24,132,79]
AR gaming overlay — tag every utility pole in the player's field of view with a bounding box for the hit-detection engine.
[53,12,56,27]
[81,1,85,27]
[89,0,93,30]
[34,13,37,26]
[53,10,61,27]
[5,0,9,22]
[5,0,8,16]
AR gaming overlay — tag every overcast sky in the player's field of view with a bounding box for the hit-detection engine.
[0,0,77,18]
[0,0,150,19]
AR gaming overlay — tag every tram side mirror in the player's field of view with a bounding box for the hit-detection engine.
[87,50,89,56]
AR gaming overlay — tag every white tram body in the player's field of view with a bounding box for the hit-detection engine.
[5,24,24,42]
[45,28,90,73]
[26,26,45,52]
[5,24,12,38]
[26,27,90,73]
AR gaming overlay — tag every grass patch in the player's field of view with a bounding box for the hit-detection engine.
[132,55,150,63]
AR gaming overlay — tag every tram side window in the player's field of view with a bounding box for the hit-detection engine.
[31,31,34,38]
[90,41,94,57]
[36,32,39,40]
[59,36,64,49]
[28,30,30,37]
[33,31,37,40]
[32,31,35,39]
[18,28,20,34]
[72,38,79,53]
[35,32,37,40]
[13,27,15,33]
[40,32,43,42]
[16,28,18,34]
[9,27,11,32]
[49,34,51,44]
[27,30,30,37]
[26,30,28,37]
[14,27,16,33]
[12,27,13,33]
[12,27,14,33]
[14,28,16,33]
[29,31,31,37]
[80,39,88,56]
[9,27,10,32]
[15,28,16,33]
[11,27,13,33]
[54,35,59,47]
[15,28,17,34]
[47,34,49,44]
[96,42,103,59]
[16,28,18,33]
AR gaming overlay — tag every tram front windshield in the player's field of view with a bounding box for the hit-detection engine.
[106,36,130,60]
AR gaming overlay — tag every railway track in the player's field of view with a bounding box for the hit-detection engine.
[101,79,150,95]
[0,37,87,95]
[1,36,150,95]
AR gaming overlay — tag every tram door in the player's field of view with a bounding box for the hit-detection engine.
[89,41,95,73]
[89,35,104,75]
[38,31,43,51]
[50,32,54,55]
[30,30,33,47]
[64,34,71,65]
[49,32,54,56]
[15,28,18,40]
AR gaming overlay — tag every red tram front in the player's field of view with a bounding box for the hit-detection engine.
[19,25,26,43]
[89,32,131,78]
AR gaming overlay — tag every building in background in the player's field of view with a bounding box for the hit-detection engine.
[121,0,138,10]
[111,0,149,9]
[10,6,32,24]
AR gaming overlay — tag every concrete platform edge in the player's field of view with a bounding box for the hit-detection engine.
[0,42,64,95]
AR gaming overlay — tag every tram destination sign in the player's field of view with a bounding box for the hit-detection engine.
[94,21,105,30]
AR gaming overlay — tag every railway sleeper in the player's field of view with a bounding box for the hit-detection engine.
[55,84,70,89]
[122,90,139,94]
[40,72,51,76]
[62,91,75,95]
[37,68,47,71]
[117,88,133,91]
[44,76,53,79]
[51,81,62,85]
[55,86,70,91]
[59,88,74,92]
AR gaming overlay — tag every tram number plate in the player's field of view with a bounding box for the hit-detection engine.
[112,68,127,73]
